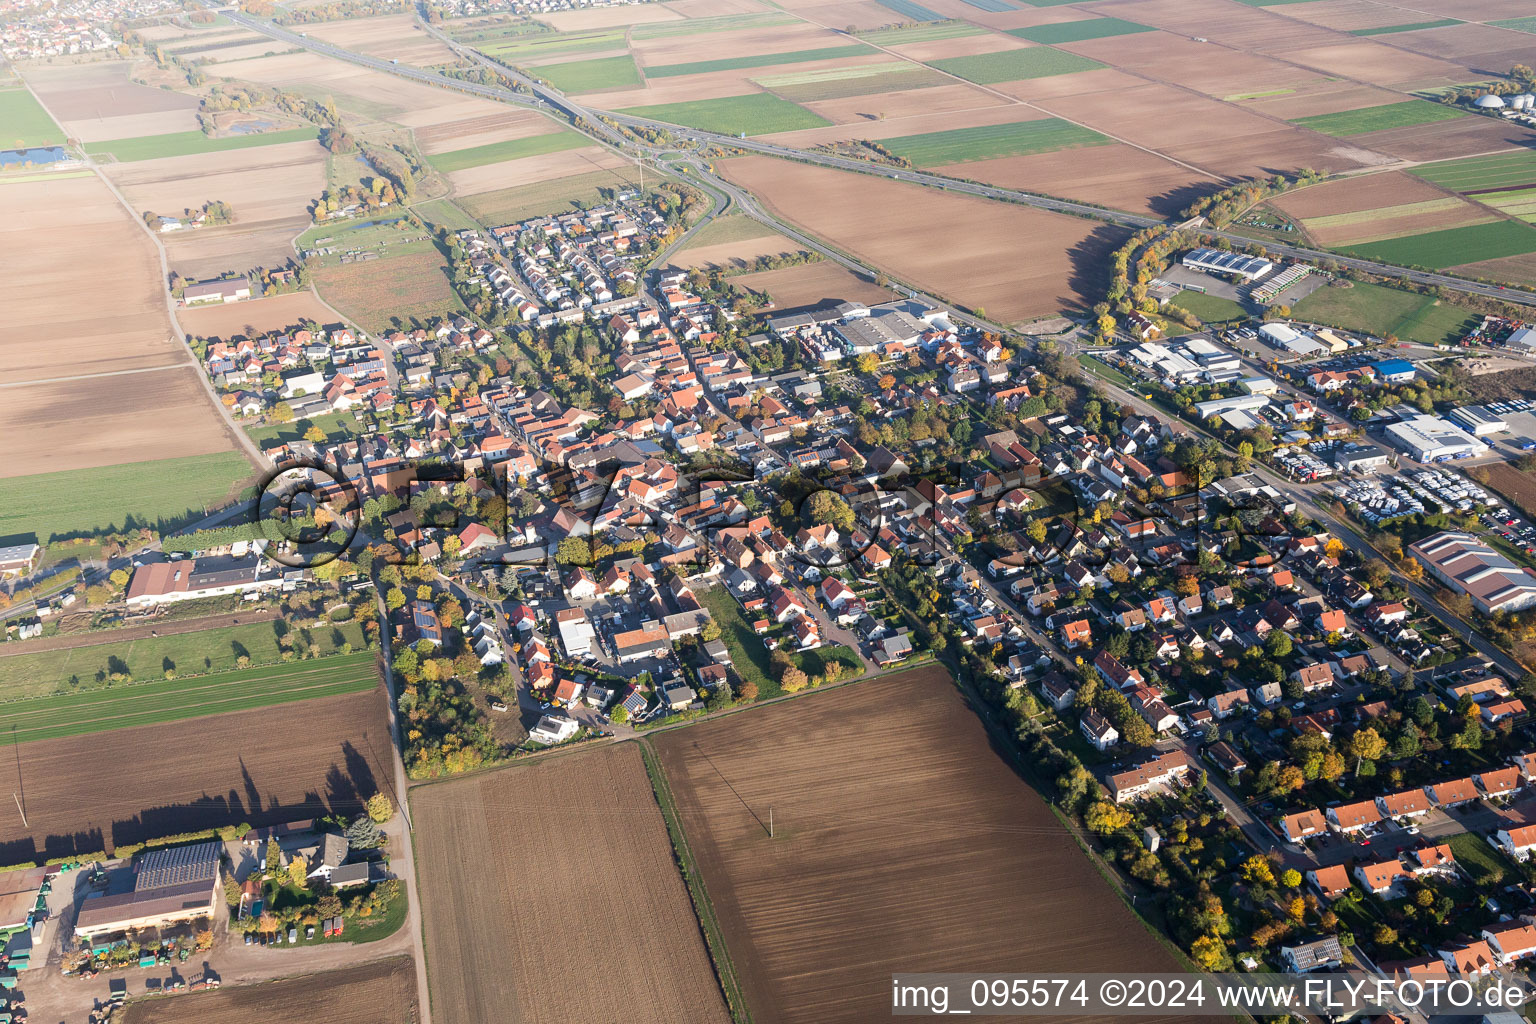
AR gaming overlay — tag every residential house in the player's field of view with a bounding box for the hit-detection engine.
[1326,800,1381,833]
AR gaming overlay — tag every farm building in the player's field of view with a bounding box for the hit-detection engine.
[0,543,40,577]
[124,555,281,608]
[0,866,48,937]
[75,842,222,939]
[1383,415,1488,462]
[1410,532,1536,615]
[182,277,251,306]
[1181,248,1274,281]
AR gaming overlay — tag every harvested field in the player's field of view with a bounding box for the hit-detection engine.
[445,144,633,197]
[0,681,391,862]
[732,260,896,310]
[768,101,1047,149]
[0,174,178,382]
[413,109,563,154]
[1454,251,1536,287]
[122,958,416,1024]
[877,33,1030,61]
[542,3,684,29]
[22,62,201,143]
[1245,81,1409,119]
[104,140,327,279]
[937,144,1216,216]
[1342,115,1536,163]
[1271,171,1479,243]
[1060,30,1329,98]
[1277,0,1447,32]
[459,166,641,224]
[303,12,459,64]
[1266,40,1468,89]
[674,215,806,269]
[798,81,1006,123]
[427,130,586,173]
[312,248,464,334]
[721,155,1116,321]
[177,289,337,340]
[1479,463,1536,522]
[630,20,849,66]
[1381,22,1532,68]
[412,743,729,1024]
[653,667,1185,1024]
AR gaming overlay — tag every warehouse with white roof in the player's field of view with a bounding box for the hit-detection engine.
[1181,248,1274,281]
[1383,415,1489,462]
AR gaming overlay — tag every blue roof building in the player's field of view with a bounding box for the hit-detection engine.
[1371,358,1415,383]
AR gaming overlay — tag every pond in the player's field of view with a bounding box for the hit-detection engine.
[0,146,67,167]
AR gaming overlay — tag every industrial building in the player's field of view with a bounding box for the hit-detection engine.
[1194,394,1270,423]
[1259,322,1329,356]
[75,841,222,939]
[1331,442,1390,474]
[1371,358,1416,384]
[124,555,281,608]
[1181,248,1274,281]
[1410,532,1536,615]
[1449,405,1508,437]
[1382,415,1489,462]
[1509,326,1536,352]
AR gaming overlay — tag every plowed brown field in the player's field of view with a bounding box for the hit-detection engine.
[653,666,1185,1024]
[0,684,393,864]
[122,956,416,1024]
[411,742,728,1024]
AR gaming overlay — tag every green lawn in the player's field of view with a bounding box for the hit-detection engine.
[1350,18,1460,35]
[1174,290,1248,323]
[0,619,367,699]
[1292,281,1480,345]
[1490,16,1536,33]
[0,652,379,744]
[643,44,875,79]
[1080,353,1133,388]
[1291,100,1467,137]
[1447,831,1516,887]
[84,127,319,162]
[882,117,1110,165]
[460,166,644,224]
[859,20,981,45]
[619,94,829,135]
[1008,17,1154,43]
[699,585,781,698]
[0,89,64,148]
[1335,219,1536,268]
[929,47,1105,84]
[534,55,640,93]
[1411,149,1536,192]
[426,131,587,173]
[410,197,482,232]
[0,453,254,544]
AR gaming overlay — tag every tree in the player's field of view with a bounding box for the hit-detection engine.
[1265,631,1293,658]
[1240,855,1275,888]
[1349,727,1385,772]
[609,704,629,724]
[555,536,593,566]
[1085,800,1132,835]
[265,837,281,873]
[345,815,383,850]
[1373,924,1398,946]
[1400,557,1424,583]
[1280,868,1302,889]
[288,854,309,888]
[385,587,406,611]
[780,666,809,692]
[257,912,280,936]
[366,791,394,824]
[1190,935,1226,971]
[804,490,854,533]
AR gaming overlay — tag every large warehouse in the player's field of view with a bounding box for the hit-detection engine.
[1449,405,1508,437]
[1410,532,1536,615]
[1383,415,1489,462]
[75,841,222,939]
[1181,248,1274,281]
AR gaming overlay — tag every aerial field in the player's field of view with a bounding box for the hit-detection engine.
[732,260,895,310]
[0,681,392,862]
[1346,114,1535,163]
[458,166,640,225]
[444,144,633,198]
[620,94,830,134]
[84,126,319,163]
[1264,39,1467,90]
[1337,219,1536,268]
[426,130,587,173]
[534,54,641,92]
[312,247,464,335]
[23,61,201,143]
[721,154,1115,321]
[412,743,729,1024]
[1414,150,1536,193]
[302,12,460,64]
[882,117,1110,164]
[1008,17,1154,43]
[643,44,877,79]
[1292,99,1468,136]
[177,289,337,340]
[673,214,805,269]
[1292,280,1482,346]
[1271,171,1493,246]
[413,109,567,154]
[0,89,65,147]
[653,667,1184,1024]
[799,81,1008,125]
[0,451,252,542]
[945,142,1213,216]
[122,958,417,1024]
[104,139,327,279]
[753,63,947,103]
[929,46,1106,83]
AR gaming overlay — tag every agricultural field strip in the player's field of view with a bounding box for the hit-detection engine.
[427,130,586,173]
[536,55,640,93]
[1008,18,1155,44]
[84,127,319,162]
[1412,152,1536,192]
[1350,19,1460,36]
[1304,197,1476,228]
[928,47,1106,85]
[754,62,915,87]
[857,21,983,45]
[1490,17,1536,33]
[643,44,877,79]
[882,118,1111,165]
[0,654,378,743]
[630,13,799,39]
[618,94,830,135]
[1338,219,1536,267]
[0,88,65,147]
[1291,100,1467,136]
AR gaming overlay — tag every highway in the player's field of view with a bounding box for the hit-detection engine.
[214,4,1536,310]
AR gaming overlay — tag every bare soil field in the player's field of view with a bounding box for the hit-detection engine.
[1384,0,1531,18]
[1246,81,1410,119]
[411,743,728,1024]
[303,13,459,65]
[630,21,842,65]
[673,235,805,270]
[1090,0,1342,53]
[104,140,327,279]
[799,81,1006,125]
[1383,23,1533,60]
[24,61,200,143]
[1065,31,1328,99]
[1346,116,1534,163]
[1273,172,1453,220]
[414,109,564,154]
[4,368,238,478]
[796,0,892,31]
[0,174,178,382]
[666,0,764,15]
[179,40,307,65]
[446,144,632,197]
[552,70,764,109]
[0,683,392,863]
[177,290,337,340]
[1455,252,1536,287]
[770,103,1039,148]
[653,667,1185,1024]
[991,66,1142,102]
[732,260,895,310]
[883,34,1032,63]
[1277,0,1426,31]
[543,3,684,29]
[721,155,1115,321]
[1270,40,1467,89]
[953,144,1215,217]
[122,957,416,1024]
[1480,463,1536,523]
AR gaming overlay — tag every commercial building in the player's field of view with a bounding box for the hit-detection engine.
[1383,415,1489,462]
[1194,393,1270,421]
[75,842,222,939]
[1372,358,1416,384]
[1331,442,1390,473]
[1508,326,1536,353]
[1448,405,1508,437]
[1181,248,1274,281]
[1410,531,1536,615]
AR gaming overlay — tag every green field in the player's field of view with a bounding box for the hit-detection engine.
[459,166,644,225]
[1080,353,1133,388]
[1009,17,1154,43]
[84,127,320,162]
[0,453,254,544]
[758,65,945,103]
[481,27,626,60]
[882,117,1110,165]
[1490,16,1536,33]
[1292,281,1481,345]
[426,130,587,173]
[1411,149,1536,192]
[643,44,875,79]
[1173,290,1248,323]
[0,619,367,700]
[929,47,1105,84]
[1335,219,1536,268]
[1350,18,1460,35]
[679,214,779,249]
[619,94,829,135]
[0,89,64,148]
[534,54,640,93]
[631,12,798,38]
[0,652,379,744]
[1447,831,1517,886]
[411,197,482,232]
[1291,100,1467,137]
[858,21,983,45]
